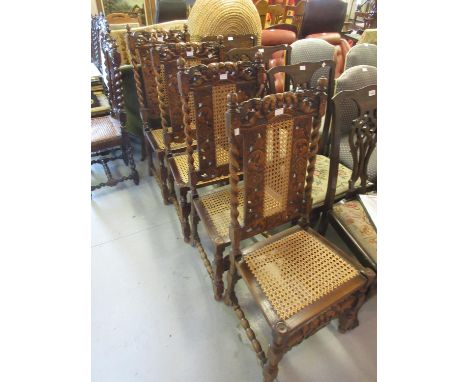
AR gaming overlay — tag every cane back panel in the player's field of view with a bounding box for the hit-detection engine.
[228,86,328,240]
[127,29,189,121]
[178,59,265,183]
[332,85,377,196]
[151,42,221,146]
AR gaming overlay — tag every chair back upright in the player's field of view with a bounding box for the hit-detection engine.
[202,34,258,59]
[127,27,190,124]
[226,79,328,245]
[177,53,266,188]
[100,33,125,125]
[344,43,377,71]
[323,84,377,215]
[226,44,290,70]
[151,41,222,154]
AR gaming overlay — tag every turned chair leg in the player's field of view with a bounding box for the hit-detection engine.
[190,202,200,247]
[180,188,191,243]
[263,323,288,382]
[146,136,153,176]
[213,245,225,301]
[159,159,171,205]
[126,142,139,185]
[121,144,129,165]
[224,253,240,306]
[140,134,147,161]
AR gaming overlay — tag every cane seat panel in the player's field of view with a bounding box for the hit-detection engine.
[91,116,122,151]
[150,129,197,150]
[243,229,360,321]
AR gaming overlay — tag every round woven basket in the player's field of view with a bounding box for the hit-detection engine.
[188,0,262,44]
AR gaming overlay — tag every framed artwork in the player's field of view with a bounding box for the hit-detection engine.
[97,0,156,26]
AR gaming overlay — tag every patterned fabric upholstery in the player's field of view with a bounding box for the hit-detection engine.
[334,65,377,181]
[344,43,377,71]
[333,200,377,262]
[312,155,352,205]
[290,38,335,87]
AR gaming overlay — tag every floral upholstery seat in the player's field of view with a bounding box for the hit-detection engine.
[332,200,377,263]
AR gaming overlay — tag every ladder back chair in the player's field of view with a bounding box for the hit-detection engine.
[150,41,223,234]
[320,84,377,272]
[177,54,266,300]
[223,87,376,382]
[91,34,139,192]
[127,26,189,203]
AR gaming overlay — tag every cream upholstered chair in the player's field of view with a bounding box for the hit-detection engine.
[344,43,377,71]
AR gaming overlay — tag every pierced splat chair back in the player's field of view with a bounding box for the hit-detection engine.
[150,41,222,151]
[226,79,328,241]
[127,26,189,122]
[324,85,377,210]
[101,33,125,122]
[177,54,265,186]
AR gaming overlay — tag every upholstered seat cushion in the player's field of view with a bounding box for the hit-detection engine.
[339,137,377,183]
[312,155,353,205]
[91,116,122,152]
[332,200,377,262]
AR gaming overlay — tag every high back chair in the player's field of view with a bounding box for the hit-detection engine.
[255,0,269,29]
[344,43,377,70]
[150,41,223,234]
[334,65,377,184]
[283,0,306,31]
[91,34,139,192]
[223,87,375,382]
[177,54,265,299]
[202,34,258,58]
[226,44,291,93]
[127,26,189,200]
[320,84,377,273]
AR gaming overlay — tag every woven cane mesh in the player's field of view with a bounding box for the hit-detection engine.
[187,0,262,44]
[213,83,236,165]
[91,116,121,145]
[159,65,168,105]
[151,129,193,150]
[173,148,229,184]
[263,119,293,217]
[244,229,360,321]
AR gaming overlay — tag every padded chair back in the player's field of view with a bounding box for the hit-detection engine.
[300,0,347,38]
[177,56,265,184]
[150,41,222,149]
[344,43,377,71]
[226,83,328,240]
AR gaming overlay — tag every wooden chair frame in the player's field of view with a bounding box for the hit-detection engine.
[150,40,223,238]
[127,26,190,203]
[201,34,257,60]
[91,33,139,192]
[319,85,377,271]
[177,54,265,299]
[222,85,375,381]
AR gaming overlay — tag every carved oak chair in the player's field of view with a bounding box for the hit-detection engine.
[202,34,257,58]
[91,34,139,192]
[344,43,377,71]
[176,55,265,300]
[126,26,190,203]
[319,85,377,272]
[222,87,375,382]
[226,44,291,93]
[150,41,222,234]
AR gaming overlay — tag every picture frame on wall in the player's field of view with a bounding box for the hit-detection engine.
[96,0,155,26]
